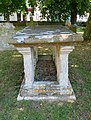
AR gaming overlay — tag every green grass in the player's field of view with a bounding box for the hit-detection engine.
[0,42,91,120]
[14,26,25,31]
[77,26,85,33]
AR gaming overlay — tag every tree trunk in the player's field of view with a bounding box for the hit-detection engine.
[71,11,77,24]
[23,14,26,21]
[70,1,77,24]
[17,13,21,21]
[4,13,10,22]
[83,12,91,40]
[6,14,10,22]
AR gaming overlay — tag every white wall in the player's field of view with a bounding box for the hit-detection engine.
[0,14,4,21]
[77,13,89,22]
[10,13,17,21]
[33,6,42,21]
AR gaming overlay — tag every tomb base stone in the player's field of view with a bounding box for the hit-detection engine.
[17,81,76,102]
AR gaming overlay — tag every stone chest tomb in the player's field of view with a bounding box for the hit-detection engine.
[10,25,83,102]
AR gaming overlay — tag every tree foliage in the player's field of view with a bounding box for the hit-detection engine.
[37,0,90,24]
[28,0,36,7]
[38,0,70,22]
[0,0,26,21]
[0,0,90,24]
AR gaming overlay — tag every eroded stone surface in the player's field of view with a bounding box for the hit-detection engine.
[17,81,76,102]
[0,22,16,50]
[12,25,83,44]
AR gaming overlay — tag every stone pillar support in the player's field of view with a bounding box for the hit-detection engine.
[17,47,34,88]
[34,46,38,63]
[52,46,56,62]
[56,45,74,87]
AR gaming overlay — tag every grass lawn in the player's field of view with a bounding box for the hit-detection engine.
[0,41,91,120]
[77,26,85,33]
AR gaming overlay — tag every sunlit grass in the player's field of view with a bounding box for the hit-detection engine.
[77,26,85,34]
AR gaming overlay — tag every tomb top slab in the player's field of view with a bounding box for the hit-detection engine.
[10,25,83,46]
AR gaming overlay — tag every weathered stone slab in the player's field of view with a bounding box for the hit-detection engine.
[10,25,83,45]
[17,81,76,102]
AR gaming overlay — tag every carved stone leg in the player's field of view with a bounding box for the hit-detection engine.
[56,46,74,87]
[52,46,56,62]
[55,45,61,81]
[17,47,34,88]
[34,46,38,63]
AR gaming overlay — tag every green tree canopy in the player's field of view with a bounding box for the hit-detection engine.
[37,0,90,24]
[0,0,26,21]
[38,0,70,22]
[0,0,90,24]
[28,0,36,7]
